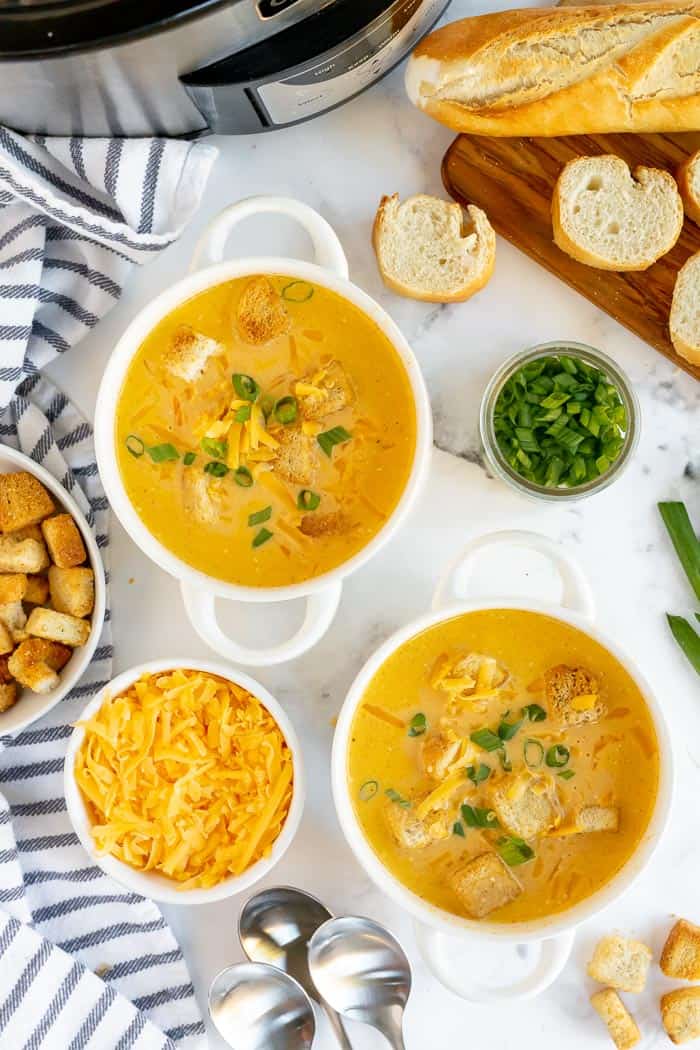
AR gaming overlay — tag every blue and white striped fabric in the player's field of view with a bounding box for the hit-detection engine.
[0,129,217,1048]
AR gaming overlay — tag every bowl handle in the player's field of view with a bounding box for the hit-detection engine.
[189,196,349,278]
[414,922,575,1002]
[180,580,342,667]
[432,530,595,621]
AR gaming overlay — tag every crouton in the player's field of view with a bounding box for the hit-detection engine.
[577,805,619,834]
[0,599,27,643]
[0,655,13,683]
[587,935,652,993]
[0,535,49,574]
[0,472,54,533]
[490,776,558,840]
[298,360,354,420]
[25,608,90,648]
[49,566,94,618]
[182,471,218,525]
[299,511,348,538]
[164,324,222,383]
[662,988,700,1044]
[24,574,49,605]
[0,682,17,712]
[0,620,13,656]
[9,523,43,543]
[422,731,464,781]
[8,638,70,694]
[590,989,640,1050]
[0,573,26,604]
[383,798,449,849]
[661,920,700,980]
[545,664,605,726]
[450,852,522,919]
[41,514,86,568]
[274,428,317,486]
[237,277,290,344]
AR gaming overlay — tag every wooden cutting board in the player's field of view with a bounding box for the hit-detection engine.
[442,132,700,381]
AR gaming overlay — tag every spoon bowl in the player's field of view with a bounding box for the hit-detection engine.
[209,961,315,1050]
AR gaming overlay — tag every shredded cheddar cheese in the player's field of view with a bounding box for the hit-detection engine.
[74,669,294,889]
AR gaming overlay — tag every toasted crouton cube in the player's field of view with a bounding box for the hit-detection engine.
[164,324,222,383]
[0,573,26,604]
[237,276,290,344]
[661,919,700,980]
[10,523,44,543]
[590,989,640,1049]
[49,566,94,618]
[0,600,27,642]
[0,472,55,533]
[662,988,700,1044]
[450,852,522,919]
[0,620,13,656]
[490,776,557,840]
[545,664,604,726]
[8,638,70,695]
[41,514,86,568]
[298,361,354,421]
[274,428,317,487]
[383,799,449,849]
[182,471,218,525]
[24,575,49,605]
[0,535,49,574]
[577,805,619,833]
[299,511,348,538]
[587,935,652,993]
[26,608,90,648]
[0,655,13,683]
[421,732,464,781]
[0,682,17,712]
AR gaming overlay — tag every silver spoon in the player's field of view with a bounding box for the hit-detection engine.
[308,915,412,1050]
[239,886,352,1050]
[209,961,315,1050]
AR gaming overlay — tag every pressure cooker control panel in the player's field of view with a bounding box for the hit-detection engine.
[182,0,449,133]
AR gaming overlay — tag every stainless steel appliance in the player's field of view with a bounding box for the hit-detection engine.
[0,0,449,136]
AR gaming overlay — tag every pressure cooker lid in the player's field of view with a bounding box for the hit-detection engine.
[0,0,235,57]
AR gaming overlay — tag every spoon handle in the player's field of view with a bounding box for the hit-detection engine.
[323,1002,354,1049]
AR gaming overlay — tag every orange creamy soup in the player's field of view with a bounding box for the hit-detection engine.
[348,609,659,924]
[116,275,416,587]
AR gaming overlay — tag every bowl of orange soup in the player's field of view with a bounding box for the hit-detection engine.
[332,531,673,1001]
[95,197,431,666]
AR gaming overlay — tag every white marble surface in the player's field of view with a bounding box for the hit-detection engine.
[46,1,700,1045]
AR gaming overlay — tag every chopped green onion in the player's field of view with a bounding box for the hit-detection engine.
[497,835,535,867]
[558,769,576,781]
[659,502,700,603]
[466,762,491,785]
[470,728,503,752]
[318,426,351,458]
[522,703,546,722]
[252,527,273,548]
[232,373,260,402]
[461,804,500,829]
[274,396,298,425]
[499,747,512,772]
[125,435,144,458]
[234,466,254,488]
[146,443,179,463]
[408,713,427,738]
[453,822,466,837]
[385,788,410,808]
[183,452,196,466]
[298,489,321,512]
[498,717,523,742]
[358,780,378,801]
[248,506,272,527]
[234,405,251,423]
[259,393,275,419]
[281,280,314,303]
[200,437,228,460]
[545,744,570,768]
[524,739,544,768]
[666,614,700,675]
[204,460,229,477]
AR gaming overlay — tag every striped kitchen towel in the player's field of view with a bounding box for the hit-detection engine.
[0,380,206,1049]
[0,126,218,412]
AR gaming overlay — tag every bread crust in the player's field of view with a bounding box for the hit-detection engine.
[677,152,700,226]
[670,250,700,364]
[407,3,700,137]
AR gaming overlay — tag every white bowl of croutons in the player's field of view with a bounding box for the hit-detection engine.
[0,446,106,735]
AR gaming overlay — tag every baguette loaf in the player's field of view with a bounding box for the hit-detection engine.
[406,3,700,137]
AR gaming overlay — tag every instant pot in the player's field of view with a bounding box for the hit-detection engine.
[0,0,449,136]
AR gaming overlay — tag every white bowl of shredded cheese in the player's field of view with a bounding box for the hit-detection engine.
[64,658,305,904]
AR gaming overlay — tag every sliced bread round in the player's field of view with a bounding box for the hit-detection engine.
[552,155,683,271]
[372,193,495,303]
[670,251,700,365]
[677,151,700,227]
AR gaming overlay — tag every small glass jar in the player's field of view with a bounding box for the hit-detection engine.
[480,341,640,502]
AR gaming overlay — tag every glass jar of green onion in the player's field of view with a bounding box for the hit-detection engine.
[480,342,640,500]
